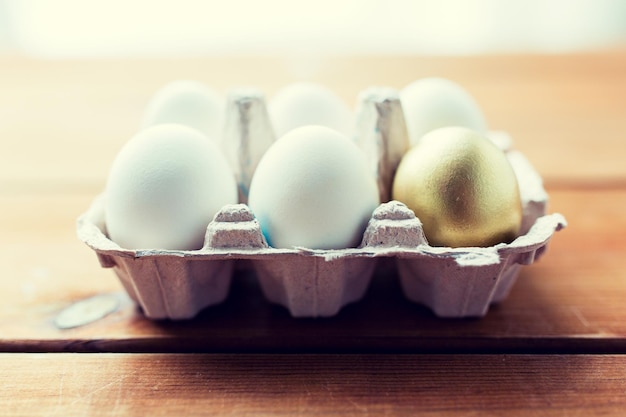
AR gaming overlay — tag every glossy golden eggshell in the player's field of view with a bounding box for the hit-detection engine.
[392,127,523,248]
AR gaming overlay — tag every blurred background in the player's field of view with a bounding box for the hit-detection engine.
[0,0,624,188]
[1,0,626,57]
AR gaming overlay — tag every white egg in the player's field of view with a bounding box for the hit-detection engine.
[269,82,353,138]
[248,125,380,250]
[105,124,237,250]
[400,77,487,146]
[141,80,223,139]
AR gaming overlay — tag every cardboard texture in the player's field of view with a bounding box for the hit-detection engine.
[77,88,566,320]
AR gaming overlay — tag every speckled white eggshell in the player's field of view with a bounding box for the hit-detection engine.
[269,83,353,138]
[400,77,487,146]
[248,125,380,250]
[141,80,223,139]
[105,124,237,250]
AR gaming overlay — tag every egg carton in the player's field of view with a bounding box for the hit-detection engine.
[77,87,566,319]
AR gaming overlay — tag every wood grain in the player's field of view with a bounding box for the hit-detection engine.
[3,353,626,417]
[0,187,624,353]
[1,53,625,415]
[1,53,625,192]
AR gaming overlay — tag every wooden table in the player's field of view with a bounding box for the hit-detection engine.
[1,52,625,415]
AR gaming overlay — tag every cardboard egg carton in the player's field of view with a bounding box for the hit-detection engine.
[77,87,566,320]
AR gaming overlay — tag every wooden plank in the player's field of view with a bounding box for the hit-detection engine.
[1,53,625,191]
[2,353,626,416]
[1,53,624,417]
[1,187,625,353]
[1,53,625,353]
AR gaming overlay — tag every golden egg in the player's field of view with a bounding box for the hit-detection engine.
[392,127,522,247]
